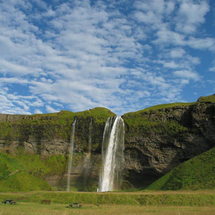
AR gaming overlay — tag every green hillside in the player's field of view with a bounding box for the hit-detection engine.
[146,147,215,190]
[125,94,215,117]
[0,152,51,192]
[197,94,215,103]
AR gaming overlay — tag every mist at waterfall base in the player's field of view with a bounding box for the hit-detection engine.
[99,116,125,192]
[67,119,76,192]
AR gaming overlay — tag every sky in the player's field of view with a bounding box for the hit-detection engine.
[0,0,215,116]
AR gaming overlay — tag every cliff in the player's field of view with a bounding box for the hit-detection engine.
[0,107,115,155]
[0,95,215,190]
[123,95,215,187]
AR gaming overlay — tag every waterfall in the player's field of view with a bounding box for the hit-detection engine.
[99,116,125,192]
[83,118,93,188]
[67,119,76,192]
[88,118,93,157]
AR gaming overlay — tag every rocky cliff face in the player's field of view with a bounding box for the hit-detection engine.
[0,108,114,155]
[0,96,215,189]
[123,101,215,187]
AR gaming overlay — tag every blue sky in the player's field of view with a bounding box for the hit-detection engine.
[0,0,214,116]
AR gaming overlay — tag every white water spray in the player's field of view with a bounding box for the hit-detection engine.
[67,119,76,192]
[83,118,93,187]
[99,116,125,192]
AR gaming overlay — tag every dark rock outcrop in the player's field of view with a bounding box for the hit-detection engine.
[123,101,215,187]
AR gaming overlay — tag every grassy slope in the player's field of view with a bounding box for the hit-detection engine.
[0,152,51,192]
[0,151,94,192]
[146,147,215,190]
[125,94,215,117]
[197,94,215,103]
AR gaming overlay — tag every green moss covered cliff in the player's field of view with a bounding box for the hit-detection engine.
[0,95,214,191]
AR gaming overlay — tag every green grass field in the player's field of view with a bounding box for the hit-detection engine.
[1,202,215,215]
[0,191,215,215]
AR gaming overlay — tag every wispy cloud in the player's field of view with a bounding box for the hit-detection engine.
[173,70,200,80]
[0,0,214,115]
[209,67,215,72]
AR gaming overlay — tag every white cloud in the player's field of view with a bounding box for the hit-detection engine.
[154,27,186,46]
[46,105,59,113]
[209,67,215,72]
[187,37,215,50]
[32,0,48,10]
[154,27,215,50]
[136,90,151,98]
[0,59,30,75]
[175,0,210,34]
[15,101,30,111]
[180,79,190,85]
[0,77,29,85]
[170,48,186,58]
[53,102,63,108]
[134,0,175,16]
[31,99,44,107]
[34,109,43,114]
[173,70,200,80]
[0,93,32,115]
[134,11,161,24]
[157,60,181,69]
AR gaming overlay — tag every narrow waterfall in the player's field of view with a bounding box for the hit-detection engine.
[67,119,76,192]
[99,116,125,192]
[88,118,93,157]
[83,118,93,187]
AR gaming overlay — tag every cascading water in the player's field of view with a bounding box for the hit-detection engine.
[67,119,76,192]
[99,116,125,192]
[88,118,93,157]
[83,118,93,187]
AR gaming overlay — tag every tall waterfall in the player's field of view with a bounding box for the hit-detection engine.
[67,119,76,192]
[99,116,125,192]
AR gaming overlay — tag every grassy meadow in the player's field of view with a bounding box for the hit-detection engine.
[1,203,215,215]
[0,191,215,215]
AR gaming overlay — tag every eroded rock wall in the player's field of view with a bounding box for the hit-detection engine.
[123,102,215,187]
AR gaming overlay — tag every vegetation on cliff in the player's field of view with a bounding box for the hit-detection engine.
[123,103,191,143]
[197,94,215,103]
[146,146,215,190]
[0,107,115,153]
